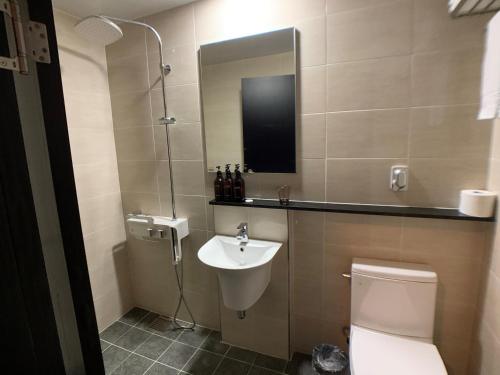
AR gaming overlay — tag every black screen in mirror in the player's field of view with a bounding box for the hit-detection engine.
[242,74,296,173]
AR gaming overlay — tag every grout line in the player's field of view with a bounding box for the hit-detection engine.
[179,329,214,374]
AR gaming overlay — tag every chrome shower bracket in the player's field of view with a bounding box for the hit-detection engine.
[159,116,176,125]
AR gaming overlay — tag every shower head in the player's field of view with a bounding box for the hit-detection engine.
[74,15,123,46]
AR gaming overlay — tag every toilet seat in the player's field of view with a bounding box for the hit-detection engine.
[350,325,448,375]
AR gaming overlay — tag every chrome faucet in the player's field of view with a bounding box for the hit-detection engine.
[236,222,249,243]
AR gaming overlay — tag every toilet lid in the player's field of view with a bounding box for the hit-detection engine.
[350,326,448,375]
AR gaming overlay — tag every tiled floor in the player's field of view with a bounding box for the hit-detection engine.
[100,307,317,375]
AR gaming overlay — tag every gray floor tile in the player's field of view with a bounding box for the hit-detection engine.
[285,353,315,375]
[101,322,131,343]
[136,313,159,330]
[177,326,211,347]
[101,340,111,351]
[226,347,258,364]
[158,342,196,370]
[249,367,282,375]
[111,354,153,375]
[103,345,130,374]
[214,358,251,375]
[146,317,182,340]
[201,331,229,355]
[183,350,222,375]
[119,307,150,325]
[135,335,173,360]
[145,363,179,375]
[115,327,151,351]
[254,354,287,372]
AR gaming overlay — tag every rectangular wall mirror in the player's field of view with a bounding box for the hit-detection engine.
[199,28,297,173]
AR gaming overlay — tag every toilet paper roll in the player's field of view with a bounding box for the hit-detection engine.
[459,190,497,218]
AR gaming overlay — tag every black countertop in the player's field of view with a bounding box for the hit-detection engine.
[209,199,495,222]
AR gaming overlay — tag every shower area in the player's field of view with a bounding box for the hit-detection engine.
[54,4,213,344]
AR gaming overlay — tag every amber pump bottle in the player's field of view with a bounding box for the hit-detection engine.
[214,166,224,201]
[233,164,245,202]
[223,164,234,201]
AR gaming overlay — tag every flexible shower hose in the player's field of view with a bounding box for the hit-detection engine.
[172,245,196,330]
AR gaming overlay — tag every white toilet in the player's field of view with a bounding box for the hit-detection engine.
[349,258,448,375]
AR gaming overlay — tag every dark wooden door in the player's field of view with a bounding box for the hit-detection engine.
[1,0,104,373]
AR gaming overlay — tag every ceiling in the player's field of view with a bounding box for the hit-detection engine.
[52,0,196,19]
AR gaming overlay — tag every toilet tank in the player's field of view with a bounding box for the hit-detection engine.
[351,258,438,339]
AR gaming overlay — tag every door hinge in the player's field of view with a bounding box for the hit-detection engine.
[0,0,51,74]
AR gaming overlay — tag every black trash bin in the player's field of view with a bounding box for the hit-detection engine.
[312,344,349,374]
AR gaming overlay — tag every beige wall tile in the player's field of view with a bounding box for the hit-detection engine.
[408,158,488,207]
[145,4,196,49]
[294,276,322,318]
[436,338,473,375]
[147,45,198,89]
[489,119,500,161]
[79,192,125,236]
[92,245,133,330]
[326,0,397,14]
[110,91,152,128]
[401,218,488,259]
[181,230,215,292]
[152,84,201,123]
[322,253,351,323]
[153,126,169,161]
[63,92,113,129]
[259,159,326,201]
[326,158,409,205]
[293,241,324,281]
[114,127,156,161]
[248,207,288,242]
[84,223,127,274]
[178,288,220,329]
[474,323,500,375]
[194,0,324,46]
[169,123,203,160]
[214,206,248,236]
[296,16,326,67]
[108,54,150,94]
[327,56,410,111]
[118,161,159,194]
[121,192,161,216]
[172,195,208,230]
[412,48,483,106]
[300,66,326,114]
[327,109,409,158]
[292,211,324,243]
[68,128,117,165]
[292,315,324,353]
[324,213,402,249]
[171,160,206,195]
[413,0,491,54]
[483,272,500,339]
[126,237,178,315]
[56,10,129,332]
[74,162,121,201]
[299,114,326,159]
[327,0,411,63]
[59,48,110,94]
[410,106,492,159]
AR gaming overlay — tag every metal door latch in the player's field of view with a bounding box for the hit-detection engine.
[0,0,51,74]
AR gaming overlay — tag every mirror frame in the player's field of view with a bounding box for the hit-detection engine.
[198,27,299,174]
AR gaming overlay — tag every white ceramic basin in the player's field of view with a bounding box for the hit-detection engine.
[198,235,282,311]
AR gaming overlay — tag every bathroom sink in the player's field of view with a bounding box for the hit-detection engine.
[198,235,282,311]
